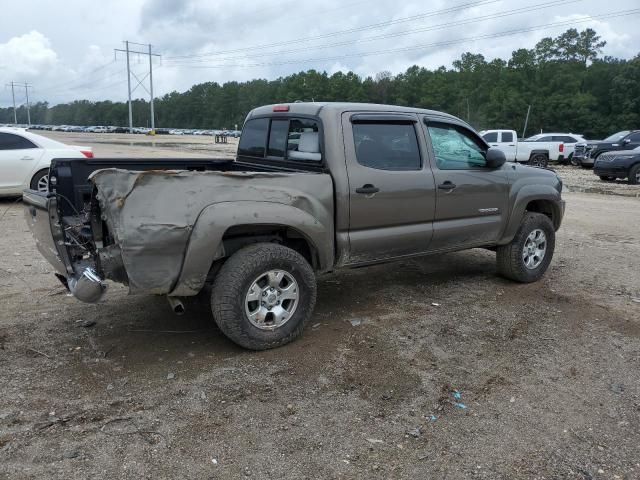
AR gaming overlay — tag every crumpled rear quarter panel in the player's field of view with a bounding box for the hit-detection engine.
[90,169,333,295]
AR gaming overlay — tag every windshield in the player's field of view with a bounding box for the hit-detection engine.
[524,135,540,141]
[603,131,630,142]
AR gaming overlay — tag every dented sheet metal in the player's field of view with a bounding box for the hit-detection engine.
[90,168,334,295]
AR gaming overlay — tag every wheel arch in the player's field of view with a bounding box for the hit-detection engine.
[169,201,334,297]
[499,186,563,245]
[29,168,50,191]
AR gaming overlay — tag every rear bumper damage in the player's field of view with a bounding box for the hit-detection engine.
[23,190,107,303]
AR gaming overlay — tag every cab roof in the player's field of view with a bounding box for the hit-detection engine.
[247,102,465,124]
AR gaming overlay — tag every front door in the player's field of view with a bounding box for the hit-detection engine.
[423,120,510,251]
[0,132,42,190]
[342,112,436,264]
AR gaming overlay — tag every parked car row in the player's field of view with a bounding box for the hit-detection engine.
[479,130,586,167]
[1,124,242,137]
[480,128,640,185]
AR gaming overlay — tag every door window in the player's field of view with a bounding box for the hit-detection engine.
[554,135,577,143]
[427,124,486,170]
[482,132,498,143]
[0,132,37,150]
[238,118,269,157]
[500,131,514,143]
[352,123,421,171]
[627,132,640,142]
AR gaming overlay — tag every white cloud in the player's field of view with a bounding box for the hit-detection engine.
[0,31,57,77]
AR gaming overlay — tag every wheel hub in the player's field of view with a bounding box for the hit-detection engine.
[522,228,547,270]
[245,270,299,330]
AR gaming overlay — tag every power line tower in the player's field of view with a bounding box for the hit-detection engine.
[115,41,160,133]
[5,81,32,125]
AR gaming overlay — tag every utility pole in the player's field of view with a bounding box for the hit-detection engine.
[148,44,155,131]
[522,105,531,139]
[6,82,17,124]
[125,41,133,133]
[466,98,470,123]
[115,41,160,134]
[5,82,32,125]
[24,82,31,126]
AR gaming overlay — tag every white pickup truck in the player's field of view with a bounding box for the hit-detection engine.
[480,129,567,167]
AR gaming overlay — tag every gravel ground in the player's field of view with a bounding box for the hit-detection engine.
[0,135,639,479]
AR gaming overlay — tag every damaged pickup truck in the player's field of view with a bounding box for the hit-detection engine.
[24,103,565,350]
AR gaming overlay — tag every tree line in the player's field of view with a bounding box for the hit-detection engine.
[2,28,638,139]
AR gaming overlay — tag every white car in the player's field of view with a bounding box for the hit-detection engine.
[0,128,93,197]
[523,132,587,164]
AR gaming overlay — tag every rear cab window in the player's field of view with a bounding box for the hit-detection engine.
[238,116,322,168]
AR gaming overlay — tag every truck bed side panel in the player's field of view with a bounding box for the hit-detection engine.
[90,168,334,295]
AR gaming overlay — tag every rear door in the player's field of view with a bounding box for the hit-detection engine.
[0,132,44,190]
[423,120,510,251]
[498,130,517,162]
[342,112,436,263]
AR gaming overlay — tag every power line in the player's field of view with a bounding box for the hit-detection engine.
[166,0,580,65]
[163,9,640,70]
[166,0,502,60]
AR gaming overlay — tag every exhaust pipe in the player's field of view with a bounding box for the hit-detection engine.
[68,267,107,303]
[167,296,185,315]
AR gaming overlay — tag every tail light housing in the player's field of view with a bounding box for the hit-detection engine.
[559,143,564,153]
[80,150,94,158]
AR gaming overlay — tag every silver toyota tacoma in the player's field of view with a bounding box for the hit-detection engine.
[24,103,565,350]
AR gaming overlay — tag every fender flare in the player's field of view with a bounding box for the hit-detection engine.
[498,185,563,244]
[170,200,334,296]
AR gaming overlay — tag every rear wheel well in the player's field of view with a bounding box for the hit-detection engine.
[525,200,558,229]
[216,225,318,272]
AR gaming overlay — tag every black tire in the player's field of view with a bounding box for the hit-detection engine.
[211,243,317,350]
[628,164,640,185]
[30,169,49,192]
[599,175,616,182]
[529,153,549,168]
[496,212,555,283]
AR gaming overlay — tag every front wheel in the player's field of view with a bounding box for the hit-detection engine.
[529,153,549,168]
[496,212,555,283]
[211,243,317,350]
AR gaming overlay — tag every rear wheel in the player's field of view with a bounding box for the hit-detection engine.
[529,153,549,168]
[496,212,555,283]
[599,175,616,182]
[629,164,640,185]
[30,169,49,193]
[211,243,317,350]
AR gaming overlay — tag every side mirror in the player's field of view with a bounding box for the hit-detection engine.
[623,138,631,144]
[485,147,506,168]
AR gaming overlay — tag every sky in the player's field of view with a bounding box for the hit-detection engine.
[0,0,639,107]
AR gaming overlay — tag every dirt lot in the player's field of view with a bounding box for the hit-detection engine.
[1,134,639,479]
